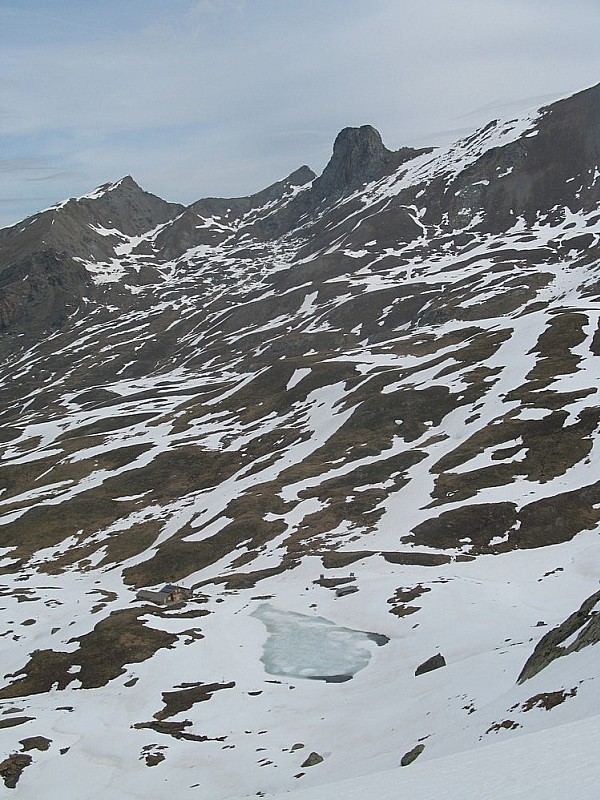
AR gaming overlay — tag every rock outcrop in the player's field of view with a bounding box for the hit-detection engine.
[415,653,446,676]
[518,590,600,683]
[0,248,91,335]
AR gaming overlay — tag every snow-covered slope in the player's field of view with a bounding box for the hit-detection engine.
[266,709,600,800]
[0,84,600,798]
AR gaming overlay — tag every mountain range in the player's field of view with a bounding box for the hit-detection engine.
[0,82,600,798]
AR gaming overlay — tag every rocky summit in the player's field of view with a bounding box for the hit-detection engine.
[0,83,600,799]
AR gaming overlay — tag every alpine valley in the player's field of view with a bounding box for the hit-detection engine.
[1,83,600,799]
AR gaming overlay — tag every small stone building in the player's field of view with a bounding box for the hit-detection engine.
[136,584,193,606]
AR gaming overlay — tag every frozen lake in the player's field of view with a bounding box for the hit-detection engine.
[252,603,389,682]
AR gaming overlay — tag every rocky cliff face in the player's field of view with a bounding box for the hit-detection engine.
[0,83,599,800]
[311,124,425,200]
[0,249,91,336]
[518,589,600,683]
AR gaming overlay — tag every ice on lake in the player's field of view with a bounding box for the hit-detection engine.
[252,603,388,683]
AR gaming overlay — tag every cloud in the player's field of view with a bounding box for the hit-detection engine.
[0,156,50,172]
[0,1,586,140]
[1,0,600,226]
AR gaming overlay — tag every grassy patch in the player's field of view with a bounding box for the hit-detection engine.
[58,413,155,439]
[154,681,235,721]
[321,551,375,569]
[0,608,177,698]
[132,719,225,743]
[2,442,246,569]
[408,503,517,552]
[211,564,295,591]
[97,520,163,568]
[19,736,51,752]
[431,406,598,503]
[515,482,600,549]
[123,507,285,587]
[381,552,451,566]
[525,312,588,386]
[0,717,34,729]
[0,752,32,788]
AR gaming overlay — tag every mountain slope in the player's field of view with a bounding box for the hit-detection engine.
[0,84,599,798]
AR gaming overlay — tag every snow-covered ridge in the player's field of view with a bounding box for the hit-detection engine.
[45,176,133,212]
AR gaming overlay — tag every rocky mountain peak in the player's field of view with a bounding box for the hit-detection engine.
[90,175,142,195]
[113,174,141,191]
[75,176,184,236]
[333,123,387,160]
[313,124,392,199]
[285,164,316,187]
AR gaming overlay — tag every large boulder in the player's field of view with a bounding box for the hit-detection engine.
[415,653,446,676]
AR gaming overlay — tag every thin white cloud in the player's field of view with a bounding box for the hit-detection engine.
[0,0,599,226]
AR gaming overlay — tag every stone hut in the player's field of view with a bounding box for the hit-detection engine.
[136,584,193,606]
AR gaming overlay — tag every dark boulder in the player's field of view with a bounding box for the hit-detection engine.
[400,743,425,766]
[301,751,324,768]
[415,653,446,676]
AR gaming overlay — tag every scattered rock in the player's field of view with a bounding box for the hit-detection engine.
[486,719,520,734]
[144,752,165,767]
[388,585,431,617]
[521,688,577,711]
[140,744,167,767]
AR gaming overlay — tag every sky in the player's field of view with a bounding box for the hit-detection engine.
[1,0,600,228]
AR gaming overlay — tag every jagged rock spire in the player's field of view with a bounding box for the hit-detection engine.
[313,125,394,199]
